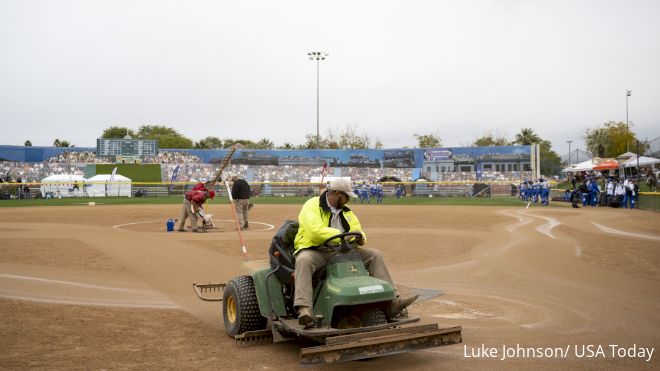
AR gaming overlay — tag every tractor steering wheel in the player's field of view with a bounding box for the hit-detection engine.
[322,231,364,253]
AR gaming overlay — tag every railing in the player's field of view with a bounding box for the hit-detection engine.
[0,180,537,200]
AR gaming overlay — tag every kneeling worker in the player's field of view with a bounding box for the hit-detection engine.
[293,178,418,326]
[177,182,215,232]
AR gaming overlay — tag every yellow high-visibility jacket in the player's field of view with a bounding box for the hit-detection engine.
[294,192,366,253]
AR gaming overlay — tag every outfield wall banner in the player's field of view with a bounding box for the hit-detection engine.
[0,145,532,170]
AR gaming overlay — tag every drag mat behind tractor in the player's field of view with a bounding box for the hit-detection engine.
[298,323,462,365]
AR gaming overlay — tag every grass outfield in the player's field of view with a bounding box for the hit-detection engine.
[0,195,541,207]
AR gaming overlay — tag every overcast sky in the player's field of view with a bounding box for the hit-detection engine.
[1,0,658,156]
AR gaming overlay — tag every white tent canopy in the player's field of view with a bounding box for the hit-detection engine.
[40,174,85,198]
[562,160,595,173]
[86,174,132,197]
[621,155,660,168]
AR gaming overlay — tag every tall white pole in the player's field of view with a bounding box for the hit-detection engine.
[626,90,631,152]
[316,58,320,149]
[308,51,328,149]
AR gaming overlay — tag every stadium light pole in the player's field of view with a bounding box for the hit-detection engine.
[566,140,573,165]
[308,51,329,149]
[626,90,631,152]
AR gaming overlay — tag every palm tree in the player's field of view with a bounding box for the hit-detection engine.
[514,128,540,145]
[255,138,275,149]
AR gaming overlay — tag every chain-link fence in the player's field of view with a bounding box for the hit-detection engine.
[637,192,660,212]
[645,136,660,157]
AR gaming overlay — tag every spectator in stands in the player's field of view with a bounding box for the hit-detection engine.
[292,178,418,327]
[177,182,215,232]
[231,175,251,230]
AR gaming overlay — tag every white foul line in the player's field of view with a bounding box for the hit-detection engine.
[113,219,274,230]
[0,293,179,309]
[0,273,146,293]
[113,220,161,228]
[592,222,660,241]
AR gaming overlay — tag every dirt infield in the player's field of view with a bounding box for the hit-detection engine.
[1,203,659,370]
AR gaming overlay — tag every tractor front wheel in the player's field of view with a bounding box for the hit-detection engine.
[223,275,267,336]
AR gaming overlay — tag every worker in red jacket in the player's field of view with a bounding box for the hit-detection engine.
[177,182,215,232]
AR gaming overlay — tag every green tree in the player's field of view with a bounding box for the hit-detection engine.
[300,134,324,149]
[24,140,32,146]
[538,139,562,176]
[194,136,223,149]
[413,133,442,148]
[157,135,193,149]
[255,138,275,149]
[223,138,256,149]
[136,125,180,138]
[472,132,509,146]
[277,142,296,149]
[584,121,642,157]
[53,139,71,147]
[513,128,541,145]
[102,126,135,139]
[135,125,193,149]
[298,124,379,149]
[326,124,376,149]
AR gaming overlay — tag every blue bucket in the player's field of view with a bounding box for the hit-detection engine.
[166,218,175,232]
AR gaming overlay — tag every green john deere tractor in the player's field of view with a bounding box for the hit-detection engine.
[194,221,462,365]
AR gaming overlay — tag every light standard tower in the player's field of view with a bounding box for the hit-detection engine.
[567,140,573,165]
[308,51,329,149]
[626,90,632,152]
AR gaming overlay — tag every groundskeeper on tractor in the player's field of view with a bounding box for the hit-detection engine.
[193,221,462,365]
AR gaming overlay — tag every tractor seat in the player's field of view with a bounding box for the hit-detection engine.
[269,220,326,285]
[269,220,299,285]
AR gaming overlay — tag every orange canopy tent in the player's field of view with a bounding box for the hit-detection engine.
[592,158,619,171]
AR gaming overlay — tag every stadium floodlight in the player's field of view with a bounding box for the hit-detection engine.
[308,51,329,149]
[567,140,573,165]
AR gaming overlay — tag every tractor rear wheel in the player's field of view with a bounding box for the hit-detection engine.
[361,307,387,327]
[223,275,267,336]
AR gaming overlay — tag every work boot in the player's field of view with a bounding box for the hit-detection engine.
[248,203,254,211]
[297,306,315,327]
[389,294,419,318]
[243,222,249,229]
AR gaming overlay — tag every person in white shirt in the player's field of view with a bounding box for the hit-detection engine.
[605,179,615,206]
[614,180,625,207]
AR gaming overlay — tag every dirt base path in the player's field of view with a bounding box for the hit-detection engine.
[1,203,658,370]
